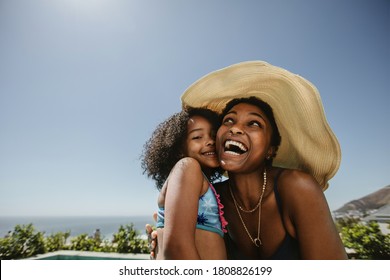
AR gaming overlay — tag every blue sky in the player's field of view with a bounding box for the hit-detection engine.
[0,0,389,217]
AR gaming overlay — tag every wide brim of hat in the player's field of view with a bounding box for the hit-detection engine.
[181,61,341,190]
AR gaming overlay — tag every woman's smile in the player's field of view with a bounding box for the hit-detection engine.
[216,102,273,172]
[224,139,248,155]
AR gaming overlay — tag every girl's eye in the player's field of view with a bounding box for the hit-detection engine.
[192,136,202,140]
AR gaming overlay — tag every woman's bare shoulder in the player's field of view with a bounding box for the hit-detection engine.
[276,168,324,203]
[278,168,320,188]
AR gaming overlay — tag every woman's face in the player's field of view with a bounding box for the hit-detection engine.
[184,115,219,169]
[216,102,274,173]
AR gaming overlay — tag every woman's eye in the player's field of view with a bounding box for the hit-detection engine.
[223,118,234,124]
[249,121,261,127]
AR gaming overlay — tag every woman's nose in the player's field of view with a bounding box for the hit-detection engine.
[230,125,244,135]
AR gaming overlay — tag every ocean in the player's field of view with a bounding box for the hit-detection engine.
[0,216,155,240]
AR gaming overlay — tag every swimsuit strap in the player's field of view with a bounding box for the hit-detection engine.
[271,169,301,260]
[201,171,228,233]
[201,171,211,184]
[273,169,287,229]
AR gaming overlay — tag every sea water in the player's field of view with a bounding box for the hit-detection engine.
[0,216,155,240]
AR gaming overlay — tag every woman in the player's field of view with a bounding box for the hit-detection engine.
[213,97,345,259]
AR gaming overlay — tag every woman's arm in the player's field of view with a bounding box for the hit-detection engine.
[279,170,347,259]
[162,157,205,259]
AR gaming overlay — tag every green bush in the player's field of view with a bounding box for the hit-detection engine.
[45,231,71,252]
[0,222,149,259]
[0,224,46,260]
[112,224,148,254]
[69,234,100,251]
[337,218,390,259]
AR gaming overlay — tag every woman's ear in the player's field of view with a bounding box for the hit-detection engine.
[266,146,277,160]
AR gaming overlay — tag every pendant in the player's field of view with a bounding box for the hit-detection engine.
[254,238,262,247]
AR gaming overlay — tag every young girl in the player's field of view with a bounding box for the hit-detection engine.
[141,108,227,259]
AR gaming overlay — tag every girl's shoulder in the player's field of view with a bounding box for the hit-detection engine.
[170,157,205,187]
[175,157,200,168]
[173,157,202,173]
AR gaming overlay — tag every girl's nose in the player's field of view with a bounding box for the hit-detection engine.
[206,137,215,146]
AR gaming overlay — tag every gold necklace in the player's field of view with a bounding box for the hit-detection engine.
[229,169,267,247]
[231,172,265,213]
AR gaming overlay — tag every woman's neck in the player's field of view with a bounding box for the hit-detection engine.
[228,169,267,205]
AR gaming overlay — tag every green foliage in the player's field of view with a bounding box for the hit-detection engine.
[45,231,71,252]
[98,239,116,253]
[0,224,46,260]
[0,222,149,259]
[335,216,361,229]
[337,218,390,259]
[3,219,387,260]
[113,224,149,254]
[69,234,100,251]
[4,219,388,259]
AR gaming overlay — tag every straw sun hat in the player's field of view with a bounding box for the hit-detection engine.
[181,61,341,190]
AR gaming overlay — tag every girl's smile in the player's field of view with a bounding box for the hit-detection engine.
[185,115,219,169]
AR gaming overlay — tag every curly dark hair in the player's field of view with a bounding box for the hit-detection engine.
[221,97,281,166]
[141,108,222,190]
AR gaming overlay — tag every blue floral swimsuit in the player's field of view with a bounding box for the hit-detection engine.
[156,181,227,238]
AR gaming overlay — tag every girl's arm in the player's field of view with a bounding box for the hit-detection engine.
[279,170,347,259]
[162,157,205,259]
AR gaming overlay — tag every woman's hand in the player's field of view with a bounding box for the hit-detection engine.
[145,213,158,259]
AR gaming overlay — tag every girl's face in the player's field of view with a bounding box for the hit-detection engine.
[184,115,219,169]
[216,102,274,173]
